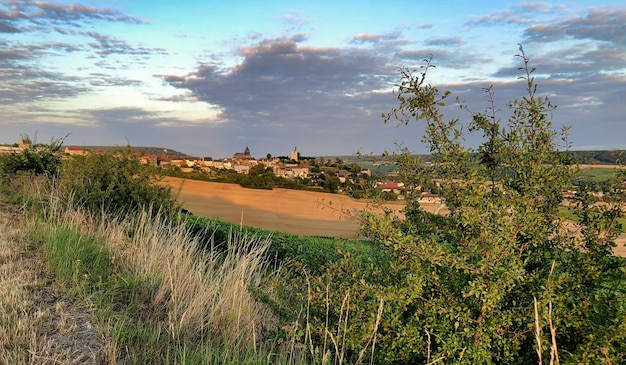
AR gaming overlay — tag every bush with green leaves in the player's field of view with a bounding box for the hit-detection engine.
[59,148,178,214]
[301,46,626,364]
[0,134,65,177]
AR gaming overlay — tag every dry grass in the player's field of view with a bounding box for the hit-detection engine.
[42,195,276,350]
[0,205,105,364]
[114,209,275,345]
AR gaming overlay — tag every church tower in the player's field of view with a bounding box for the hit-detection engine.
[290,146,299,162]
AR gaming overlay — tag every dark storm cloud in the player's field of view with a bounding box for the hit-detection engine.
[163,35,409,155]
[164,35,395,122]
[163,24,624,155]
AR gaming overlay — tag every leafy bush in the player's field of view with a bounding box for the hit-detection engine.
[59,148,178,214]
[305,47,626,364]
[0,134,65,177]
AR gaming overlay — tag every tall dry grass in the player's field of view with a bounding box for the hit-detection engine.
[41,193,276,349]
[115,209,275,345]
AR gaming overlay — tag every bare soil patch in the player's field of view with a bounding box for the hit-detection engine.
[578,164,626,169]
[165,177,425,239]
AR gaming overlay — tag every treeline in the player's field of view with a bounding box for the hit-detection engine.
[566,150,626,165]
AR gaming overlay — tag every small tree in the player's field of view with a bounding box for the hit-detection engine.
[306,46,625,364]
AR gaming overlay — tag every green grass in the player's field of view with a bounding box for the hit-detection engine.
[559,206,626,232]
[355,161,398,175]
[37,225,112,290]
[575,167,620,183]
[181,214,385,274]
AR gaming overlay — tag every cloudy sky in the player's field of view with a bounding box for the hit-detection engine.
[1,1,624,158]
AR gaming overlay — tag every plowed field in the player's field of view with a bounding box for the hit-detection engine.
[164,177,625,256]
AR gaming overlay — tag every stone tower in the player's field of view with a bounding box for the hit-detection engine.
[290,146,298,161]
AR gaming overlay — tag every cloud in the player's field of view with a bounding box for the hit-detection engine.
[84,31,167,57]
[351,31,402,44]
[466,2,567,27]
[0,1,160,108]
[398,48,492,69]
[524,8,626,45]
[162,35,409,154]
[276,9,311,32]
[0,0,144,27]
[0,58,88,103]
[0,20,21,33]
[424,37,464,47]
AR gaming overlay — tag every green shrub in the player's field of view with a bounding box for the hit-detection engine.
[309,46,626,364]
[0,134,65,177]
[59,148,178,214]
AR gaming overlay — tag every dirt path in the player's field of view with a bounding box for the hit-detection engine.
[0,203,106,364]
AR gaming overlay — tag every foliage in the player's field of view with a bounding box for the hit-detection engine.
[59,147,178,214]
[566,150,626,165]
[0,134,65,177]
[305,46,626,364]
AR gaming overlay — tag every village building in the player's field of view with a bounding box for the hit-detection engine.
[378,181,405,195]
[233,146,254,162]
[0,146,20,154]
[64,146,88,155]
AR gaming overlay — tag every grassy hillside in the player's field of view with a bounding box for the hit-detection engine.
[72,145,193,158]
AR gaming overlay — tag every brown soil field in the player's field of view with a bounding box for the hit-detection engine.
[164,177,625,256]
[165,177,424,239]
[578,164,626,169]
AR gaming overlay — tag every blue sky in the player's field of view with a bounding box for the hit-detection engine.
[1,1,624,158]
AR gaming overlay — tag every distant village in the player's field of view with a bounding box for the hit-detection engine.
[0,139,602,204]
[1,139,443,203]
[65,145,326,179]
[6,138,609,203]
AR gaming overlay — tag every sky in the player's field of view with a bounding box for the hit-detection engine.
[1,0,625,158]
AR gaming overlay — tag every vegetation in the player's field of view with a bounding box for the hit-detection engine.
[0,46,624,364]
[566,150,626,165]
[0,134,65,177]
[299,46,626,364]
[59,147,178,215]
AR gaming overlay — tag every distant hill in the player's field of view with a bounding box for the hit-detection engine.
[566,150,625,165]
[68,146,193,159]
